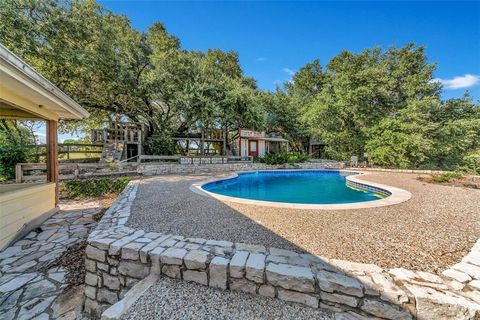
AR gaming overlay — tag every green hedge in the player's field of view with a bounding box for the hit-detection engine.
[62,177,129,199]
[259,151,309,165]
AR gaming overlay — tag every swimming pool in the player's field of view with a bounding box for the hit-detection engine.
[201,170,385,205]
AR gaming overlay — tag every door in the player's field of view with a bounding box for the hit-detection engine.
[248,140,258,159]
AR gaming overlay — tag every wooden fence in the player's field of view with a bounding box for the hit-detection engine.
[26,143,103,161]
[14,163,135,183]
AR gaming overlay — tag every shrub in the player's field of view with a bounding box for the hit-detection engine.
[0,143,29,181]
[431,172,463,183]
[144,133,177,155]
[62,177,129,199]
[259,151,309,165]
[457,150,480,175]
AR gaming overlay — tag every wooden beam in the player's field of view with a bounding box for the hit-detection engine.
[0,88,59,121]
[46,120,59,206]
[0,104,41,120]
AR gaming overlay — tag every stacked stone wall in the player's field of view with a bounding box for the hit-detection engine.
[138,161,343,176]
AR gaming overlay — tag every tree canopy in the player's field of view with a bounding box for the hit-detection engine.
[271,45,479,172]
[1,0,478,173]
[0,0,266,141]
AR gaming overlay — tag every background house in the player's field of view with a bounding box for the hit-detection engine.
[234,129,289,159]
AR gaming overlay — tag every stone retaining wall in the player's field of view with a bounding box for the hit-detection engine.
[84,180,480,319]
[138,161,343,176]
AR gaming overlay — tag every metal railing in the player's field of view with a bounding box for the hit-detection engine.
[138,155,253,164]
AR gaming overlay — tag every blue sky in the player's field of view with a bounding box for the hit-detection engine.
[98,0,480,100]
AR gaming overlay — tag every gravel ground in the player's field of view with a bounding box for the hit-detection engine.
[128,172,480,273]
[123,276,334,320]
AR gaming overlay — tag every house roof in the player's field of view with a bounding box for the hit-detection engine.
[0,43,89,120]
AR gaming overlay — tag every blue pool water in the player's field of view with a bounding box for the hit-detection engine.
[202,170,382,204]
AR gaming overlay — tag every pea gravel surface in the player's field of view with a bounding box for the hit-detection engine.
[122,276,334,320]
[128,172,480,273]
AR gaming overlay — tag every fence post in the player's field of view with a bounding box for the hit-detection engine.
[15,164,23,183]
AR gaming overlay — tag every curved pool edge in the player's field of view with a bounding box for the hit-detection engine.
[190,170,412,210]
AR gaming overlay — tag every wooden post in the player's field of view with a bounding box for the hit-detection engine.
[200,128,205,156]
[238,128,242,158]
[15,164,22,183]
[223,128,227,156]
[46,120,59,206]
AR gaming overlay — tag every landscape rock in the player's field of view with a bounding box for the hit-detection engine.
[278,289,318,308]
[183,270,208,285]
[230,251,249,278]
[209,257,229,289]
[246,253,266,283]
[184,250,209,270]
[266,263,315,293]
[317,270,364,297]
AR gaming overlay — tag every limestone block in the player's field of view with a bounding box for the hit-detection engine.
[230,278,257,294]
[266,263,315,293]
[258,284,275,298]
[86,245,106,262]
[278,289,318,308]
[162,265,181,279]
[209,256,229,289]
[320,292,358,308]
[184,250,210,270]
[360,299,412,320]
[230,251,249,278]
[118,261,150,279]
[160,248,187,265]
[317,270,364,298]
[183,270,208,285]
[246,253,266,283]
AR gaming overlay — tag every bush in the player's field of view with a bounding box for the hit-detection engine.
[259,151,309,165]
[62,177,129,199]
[457,150,480,175]
[144,134,177,155]
[0,143,29,181]
[431,172,463,183]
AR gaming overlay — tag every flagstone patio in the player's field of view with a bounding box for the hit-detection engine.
[0,200,105,320]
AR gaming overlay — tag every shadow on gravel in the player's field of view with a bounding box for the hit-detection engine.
[128,175,304,252]
[124,174,421,319]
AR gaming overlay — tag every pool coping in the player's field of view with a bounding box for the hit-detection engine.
[190,170,412,210]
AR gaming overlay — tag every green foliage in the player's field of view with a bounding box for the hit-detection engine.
[457,150,480,175]
[259,151,309,165]
[0,120,32,180]
[276,44,479,170]
[144,133,177,155]
[62,177,129,199]
[0,143,29,180]
[302,45,441,162]
[431,172,464,183]
[0,1,266,147]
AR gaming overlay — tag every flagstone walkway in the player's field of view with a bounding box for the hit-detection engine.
[0,200,104,320]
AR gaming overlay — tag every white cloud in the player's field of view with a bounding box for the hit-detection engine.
[256,57,268,62]
[282,68,295,76]
[433,74,480,90]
